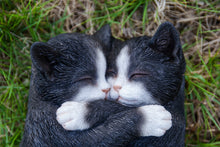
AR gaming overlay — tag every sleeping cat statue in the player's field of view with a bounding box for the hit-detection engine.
[21,22,185,146]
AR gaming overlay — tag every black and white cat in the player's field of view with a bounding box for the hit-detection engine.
[21,24,174,147]
[108,22,186,146]
[56,22,186,146]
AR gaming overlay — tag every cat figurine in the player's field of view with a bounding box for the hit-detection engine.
[56,22,186,146]
[21,24,172,147]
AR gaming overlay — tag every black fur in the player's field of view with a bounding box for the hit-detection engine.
[21,22,185,147]
[106,22,186,146]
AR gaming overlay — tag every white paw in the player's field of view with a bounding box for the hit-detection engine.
[138,105,172,137]
[56,101,90,131]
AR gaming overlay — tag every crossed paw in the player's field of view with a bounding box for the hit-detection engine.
[56,101,90,131]
[56,102,172,137]
[138,105,172,137]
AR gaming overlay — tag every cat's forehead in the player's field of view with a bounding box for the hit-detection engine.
[48,33,103,59]
[126,36,151,53]
[111,36,152,59]
[125,36,167,62]
[48,33,102,51]
[109,36,168,75]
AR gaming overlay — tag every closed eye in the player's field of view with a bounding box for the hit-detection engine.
[129,72,149,80]
[75,76,93,83]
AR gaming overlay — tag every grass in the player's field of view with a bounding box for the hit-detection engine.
[0,0,219,146]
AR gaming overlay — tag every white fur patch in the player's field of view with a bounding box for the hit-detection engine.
[138,105,172,137]
[96,48,110,89]
[74,48,110,102]
[57,49,110,131]
[116,46,130,80]
[56,101,90,131]
[108,45,156,106]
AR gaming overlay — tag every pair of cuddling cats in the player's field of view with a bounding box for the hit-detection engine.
[21,22,186,147]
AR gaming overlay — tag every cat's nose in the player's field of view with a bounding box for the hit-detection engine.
[102,88,111,94]
[113,85,122,92]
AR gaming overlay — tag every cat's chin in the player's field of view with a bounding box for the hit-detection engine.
[117,97,145,107]
[107,96,156,107]
[105,97,138,107]
[116,97,159,107]
[74,96,106,102]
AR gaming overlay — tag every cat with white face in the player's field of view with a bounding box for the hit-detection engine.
[108,22,186,146]
[22,26,138,146]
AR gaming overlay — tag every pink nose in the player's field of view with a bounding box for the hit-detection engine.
[102,88,110,94]
[113,85,122,92]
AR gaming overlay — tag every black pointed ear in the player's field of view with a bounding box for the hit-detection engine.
[149,22,181,62]
[94,24,112,49]
[30,42,59,80]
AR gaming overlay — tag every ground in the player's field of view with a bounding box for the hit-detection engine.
[0,0,220,146]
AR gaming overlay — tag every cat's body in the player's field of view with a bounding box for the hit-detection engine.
[109,23,186,146]
[21,22,185,147]
[108,28,186,146]
[21,31,138,146]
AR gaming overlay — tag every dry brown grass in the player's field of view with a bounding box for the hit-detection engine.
[44,0,220,56]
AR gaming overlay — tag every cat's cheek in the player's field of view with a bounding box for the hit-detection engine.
[137,105,172,137]
[56,101,90,131]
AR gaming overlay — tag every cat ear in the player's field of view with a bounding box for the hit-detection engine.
[30,42,59,80]
[149,22,181,62]
[94,24,112,49]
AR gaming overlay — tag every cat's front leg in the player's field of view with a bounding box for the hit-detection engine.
[138,105,172,137]
[56,101,90,130]
[56,100,129,131]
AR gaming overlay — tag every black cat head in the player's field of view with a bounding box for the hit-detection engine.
[106,22,185,106]
[31,25,112,105]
